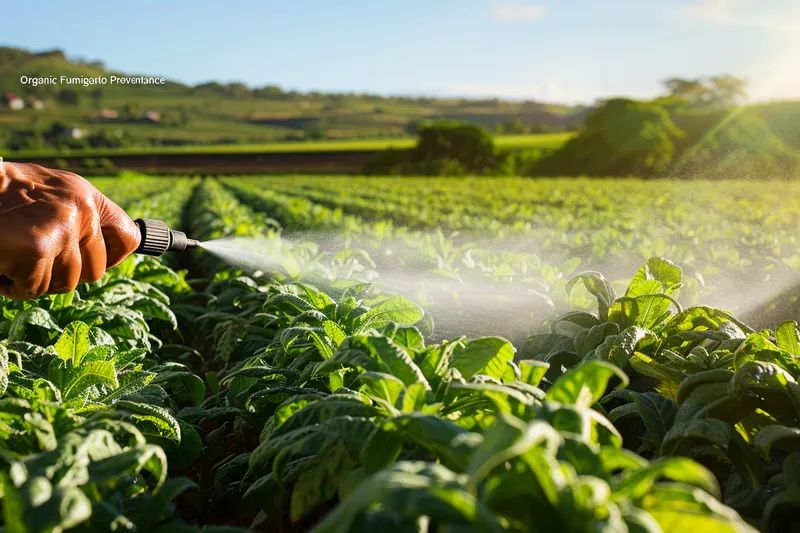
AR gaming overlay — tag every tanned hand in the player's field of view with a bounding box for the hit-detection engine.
[0,161,140,300]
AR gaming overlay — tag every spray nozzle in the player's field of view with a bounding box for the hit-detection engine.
[134,218,199,257]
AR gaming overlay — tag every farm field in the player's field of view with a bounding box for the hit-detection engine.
[2,174,800,532]
[2,132,574,159]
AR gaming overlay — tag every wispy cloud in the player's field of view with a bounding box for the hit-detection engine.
[682,0,750,25]
[492,2,546,21]
[680,0,800,29]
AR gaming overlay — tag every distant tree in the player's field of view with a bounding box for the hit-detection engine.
[663,75,747,107]
[253,85,284,99]
[57,88,80,106]
[414,121,497,174]
[498,118,529,135]
[533,98,683,177]
[225,83,251,98]
[304,121,326,140]
[708,75,747,107]
[663,78,709,104]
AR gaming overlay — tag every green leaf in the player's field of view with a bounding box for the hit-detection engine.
[547,361,629,408]
[389,325,425,351]
[322,321,347,347]
[8,308,61,341]
[607,326,657,368]
[0,344,8,396]
[776,321,800,357]
[627,257,683,296]
[115,401,181,442]
[63,360,118,400]
[274,399,379,438]
[54,322,92,365]
[360,426,403,473]
[358,372,406,411]
[356,296,424,330]
[290,439,360,523]
[615,456,720,500]
[566,271,616,321]
[467,416,561,482]
[632,392,677,449]
[307,461,486,533]
[676,369,734,406]
[320,335,429,388]
[88,443,168,491]
[136,477,197,530]
[518,360,549,387]
[755,425,800,460]
[131,297,179,329]
[449,337,514,381]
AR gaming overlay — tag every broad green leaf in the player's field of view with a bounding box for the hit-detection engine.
[115,401,181,442]
[755,425,800,460]
[630,391,677,450]
[54,322,92,364]
[547,361,629,408]
[676,369,734,406]
[627,257,683,296]
[290,439,359,523]
[607,327,657,368]
[566,271,616,320]
[615,456,720,500]
[321,335,429,388]
[322,321,347,347]
[390,325,425,351]
[776,321,800,357]
[8,308,61,341]
[356,296,424,330]
[449,337,514,381]
[358,372,406,411]
[63,360,118,400]
[518,360,549,387]
[467,416,561,481]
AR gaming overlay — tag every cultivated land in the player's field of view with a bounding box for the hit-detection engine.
[2,174,798,532]
[0,47,586,150]
[1,132,574,159]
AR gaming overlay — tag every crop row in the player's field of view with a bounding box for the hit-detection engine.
[1,247,783,531]
[3,175,800,532]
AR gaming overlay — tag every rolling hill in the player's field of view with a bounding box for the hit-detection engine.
[0,47,588,149]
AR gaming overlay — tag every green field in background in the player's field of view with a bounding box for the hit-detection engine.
[3,132,574,159]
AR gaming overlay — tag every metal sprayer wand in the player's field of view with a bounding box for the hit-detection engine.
[133,218,200,256]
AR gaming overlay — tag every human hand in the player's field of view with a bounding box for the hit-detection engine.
[0,161,140,299]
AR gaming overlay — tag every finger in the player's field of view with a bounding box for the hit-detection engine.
[79,234,108,284]
[49,245,83,294]
[96,194,140,269]
[0,257,54,300]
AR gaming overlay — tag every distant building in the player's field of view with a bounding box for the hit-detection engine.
[99,109,119,120]
[3,93,24,110]
[143,110,160,122]
[67,127,85,140]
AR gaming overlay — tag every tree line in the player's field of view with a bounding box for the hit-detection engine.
[367,76,800,179]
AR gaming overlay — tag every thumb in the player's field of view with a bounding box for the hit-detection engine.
[95,193,141,268]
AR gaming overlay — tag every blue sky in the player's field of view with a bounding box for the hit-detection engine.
[2,0,799,104]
